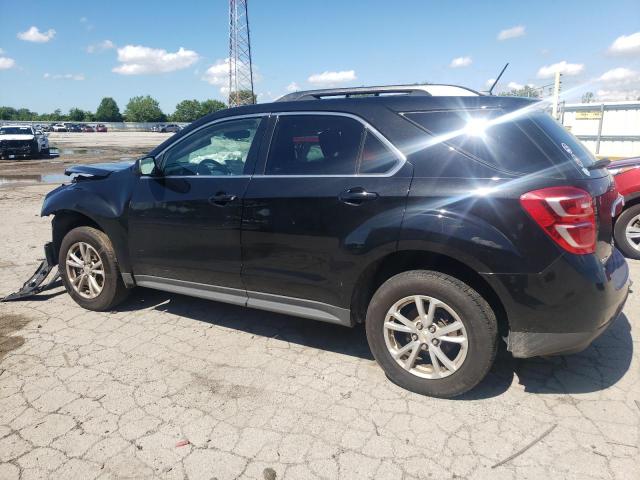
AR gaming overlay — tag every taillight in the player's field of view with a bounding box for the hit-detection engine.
[520,186,596,255]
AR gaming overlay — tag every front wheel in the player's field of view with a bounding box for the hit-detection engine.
[59,226,129,311]
[614,204,640,260]
[365,270,498,398]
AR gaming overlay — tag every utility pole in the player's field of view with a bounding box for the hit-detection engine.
[552,70,561,119]
[228,0,255,107]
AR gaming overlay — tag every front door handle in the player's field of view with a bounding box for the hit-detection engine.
[209,192,237,206]
[338,187,379,205]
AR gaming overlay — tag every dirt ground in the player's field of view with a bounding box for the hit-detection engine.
[0,132,171,184]
[0,134,638,479]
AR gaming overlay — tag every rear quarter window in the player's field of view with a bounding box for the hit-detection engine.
[404,109,596,176]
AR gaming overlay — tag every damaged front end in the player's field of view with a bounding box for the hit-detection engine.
[1,243,60,302]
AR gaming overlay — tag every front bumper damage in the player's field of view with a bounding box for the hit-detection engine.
[0,243,60,302]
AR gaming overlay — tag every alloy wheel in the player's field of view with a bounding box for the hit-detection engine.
[383,295,468,379]
[625,214,640,251]
[65,242,105,299]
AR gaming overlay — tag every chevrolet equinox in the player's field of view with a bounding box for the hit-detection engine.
[40,85,630,397]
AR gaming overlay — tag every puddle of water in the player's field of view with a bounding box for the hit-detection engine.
[0,173,69,187]
[59,148,105,156]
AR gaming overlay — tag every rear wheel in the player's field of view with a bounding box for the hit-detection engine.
[614,204,640,260]
[365,270,498,398]
[59,226,129,311]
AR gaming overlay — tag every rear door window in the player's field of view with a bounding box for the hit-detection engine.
[265,115,364,175]
[358,131,399,174]
[404,109,596,175]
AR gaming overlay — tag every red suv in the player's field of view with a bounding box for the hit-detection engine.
[609,157,640,258]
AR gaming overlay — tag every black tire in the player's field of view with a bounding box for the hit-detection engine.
[30,140,39,158]
[365,270,498,398]
[59,226,129,311]
[43,148,50,157]
[614,204,640,260]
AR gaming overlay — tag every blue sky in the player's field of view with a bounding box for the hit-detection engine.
[1,0,639,114]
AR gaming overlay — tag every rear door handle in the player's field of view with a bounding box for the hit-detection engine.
[338,187,379,205]
[209,192,237,206]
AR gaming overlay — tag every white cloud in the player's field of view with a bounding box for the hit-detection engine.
[507,81,524,90]
[608,32,640,55]
[87,40,115,54]
[202,58,231,85]
[113,45,199,75]
[449,56,472,68]
[286,81,300,92]
[485,78,496,88]
[537,60,584,78]
[0,57,16,70]
[596,89,640,101]
[43,73,85,81]
[17,26,56,43]
[307,70,356,86]
[598,67,639,84]
[498,25,525,41]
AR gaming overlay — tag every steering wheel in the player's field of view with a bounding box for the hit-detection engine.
[196,159,230,176]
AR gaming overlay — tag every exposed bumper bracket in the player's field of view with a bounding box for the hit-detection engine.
[0,243,60,302]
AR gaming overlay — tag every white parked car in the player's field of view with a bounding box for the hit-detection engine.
[0,125,50,159]
[51,124,68,132]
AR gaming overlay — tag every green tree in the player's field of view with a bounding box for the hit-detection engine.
[229,89,256,106]
[171,99,202,122]
[68,108,86,122]
[0,106,18,120]
[199,99,226,117]
[499,85,540,98]
[581,92,595,103]
[15,108,37,121]
[124,95,166,122]
[95,97,123,122]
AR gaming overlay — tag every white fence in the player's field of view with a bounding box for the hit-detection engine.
[0,121,189,132]
[561,101,640,159]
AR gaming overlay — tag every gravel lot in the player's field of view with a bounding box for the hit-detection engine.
[0,142,638,479]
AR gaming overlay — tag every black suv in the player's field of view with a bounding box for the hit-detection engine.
[41,85,630,397]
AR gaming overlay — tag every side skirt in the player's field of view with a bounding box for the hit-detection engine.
[134,275,352,327]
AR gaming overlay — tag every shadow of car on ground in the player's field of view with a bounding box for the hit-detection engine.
[25,284,634,400]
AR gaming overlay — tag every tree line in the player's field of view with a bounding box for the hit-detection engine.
[0,92,254,123]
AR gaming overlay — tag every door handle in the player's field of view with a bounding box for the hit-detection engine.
[209,192,237,206]
[338,187,379,205]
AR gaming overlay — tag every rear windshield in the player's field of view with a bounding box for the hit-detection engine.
[403,109,596,175]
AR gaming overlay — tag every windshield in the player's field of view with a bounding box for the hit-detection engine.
[404,108,597,175]
[0,126,33,135]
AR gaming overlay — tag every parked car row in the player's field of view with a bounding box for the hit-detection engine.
[48,123,108,133]
[151,123,183,133]
[0,124,50,159]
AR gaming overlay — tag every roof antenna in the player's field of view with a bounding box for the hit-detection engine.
[488,63,509,95]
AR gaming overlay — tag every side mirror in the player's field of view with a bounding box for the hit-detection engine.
[138,156,160,176]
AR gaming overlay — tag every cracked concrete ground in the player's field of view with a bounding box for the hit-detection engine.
[0,184,638,480]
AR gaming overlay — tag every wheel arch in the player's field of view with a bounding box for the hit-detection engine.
[51,210,104,264]
[350,249,509,336]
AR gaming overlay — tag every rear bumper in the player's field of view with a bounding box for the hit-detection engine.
[505,292,627,357]
[482,247,630,358]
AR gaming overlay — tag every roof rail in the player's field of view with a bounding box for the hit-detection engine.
[275,84,481,102]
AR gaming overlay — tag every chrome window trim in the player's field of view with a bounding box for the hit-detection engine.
[256,111,407,178]
[153,110,406,179]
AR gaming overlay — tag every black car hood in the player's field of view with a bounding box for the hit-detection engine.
[65,161,135,179]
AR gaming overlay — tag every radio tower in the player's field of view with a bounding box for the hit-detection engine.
[228,0,255,107]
